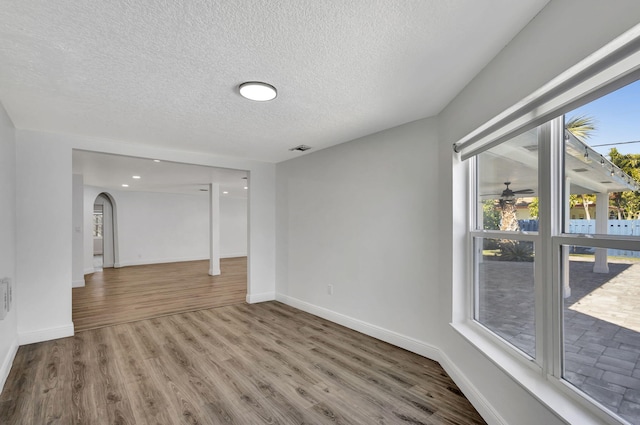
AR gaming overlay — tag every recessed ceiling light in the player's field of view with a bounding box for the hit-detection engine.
[244,186,248,190]
[239,81,277,101]
[223,191,229,194]
[153,159,161,163]
[122,184,129,187]
[132,175,141,179]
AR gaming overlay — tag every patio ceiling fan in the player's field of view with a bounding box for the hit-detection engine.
[485,182,534,204]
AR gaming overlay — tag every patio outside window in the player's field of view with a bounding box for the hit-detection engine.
[474,128,540,359]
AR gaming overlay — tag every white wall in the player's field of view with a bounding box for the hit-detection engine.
[16,134,74,344]
[220,195,247,258]
[71,174,84,287]
[15,129,275,343]
[0,102,17,392]
[438,1,640,424]
[114,190,210,266]
[276,117,441,351]
[82,187,247,271]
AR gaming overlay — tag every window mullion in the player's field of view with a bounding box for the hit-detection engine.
[536,117,564,374]
[537,117,564,377]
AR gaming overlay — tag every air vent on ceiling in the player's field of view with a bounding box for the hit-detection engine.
[600,181,613,184]
[522,145,539,151]
[572,168,589,173]
[289,145,312,152]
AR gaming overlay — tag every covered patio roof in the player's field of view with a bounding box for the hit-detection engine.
[479,128,639,200]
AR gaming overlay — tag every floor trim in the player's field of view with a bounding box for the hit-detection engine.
[0,336,18,393]
[276,293,504,425]
[277,294,440,359]
[246,292,276,303]
[438,350,507,425]
[18,323,74,345]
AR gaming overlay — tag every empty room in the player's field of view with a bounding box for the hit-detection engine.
[2,1,640,424]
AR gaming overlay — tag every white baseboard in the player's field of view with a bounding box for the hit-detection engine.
[275,293,503,425]
[246,292,276,303]
[18,323,74,345]
[116,256,210,268]
[72,279,85,288]
[437,351,506,425]
[83,267,94,275]
[276,293,440,361]
[0,336,18,393]
[221,253,247,259]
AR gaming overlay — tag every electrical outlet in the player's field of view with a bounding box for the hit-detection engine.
[327,284,333,295]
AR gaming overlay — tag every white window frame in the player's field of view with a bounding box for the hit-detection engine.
[465,110,640,425]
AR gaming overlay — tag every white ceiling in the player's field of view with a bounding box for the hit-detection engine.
[0,0,549,163]
[73,150,248,197]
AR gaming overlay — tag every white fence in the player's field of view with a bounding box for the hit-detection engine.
[569,219,640,258]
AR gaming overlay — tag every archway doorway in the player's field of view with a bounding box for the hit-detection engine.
[93,192,117,271]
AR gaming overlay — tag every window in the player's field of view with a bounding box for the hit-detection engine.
[456,26,640,424]
[467,81,640,424]
[473,128,540,359]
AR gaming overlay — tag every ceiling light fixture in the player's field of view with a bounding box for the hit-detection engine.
[239,81,277,101]
[122,184,129,187]
[244,186,248,190]
[153,159,161,163]
[132,175,141,179]
[223,191,229,194]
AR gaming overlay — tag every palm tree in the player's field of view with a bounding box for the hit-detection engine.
[565,114,596,141]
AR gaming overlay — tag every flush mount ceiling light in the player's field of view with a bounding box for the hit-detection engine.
[239,81,277,101]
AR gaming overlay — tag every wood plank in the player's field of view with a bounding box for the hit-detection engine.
[72,258,247,331]
[2,301,486,425]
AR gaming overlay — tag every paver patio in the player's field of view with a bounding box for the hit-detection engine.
[478,258,640,424]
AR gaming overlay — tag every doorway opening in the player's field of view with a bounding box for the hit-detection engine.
[93,192,117,272]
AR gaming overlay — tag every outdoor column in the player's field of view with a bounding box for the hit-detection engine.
[209,183,221,276]
[593,192,610,273]
[563,177,571,297]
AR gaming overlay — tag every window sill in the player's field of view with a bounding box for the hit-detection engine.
[451,321,622,425]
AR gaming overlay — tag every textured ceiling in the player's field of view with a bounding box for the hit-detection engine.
[0,0,549,163]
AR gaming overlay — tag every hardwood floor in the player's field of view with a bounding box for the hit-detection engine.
[73,257,247,331]
[1,302,486,425]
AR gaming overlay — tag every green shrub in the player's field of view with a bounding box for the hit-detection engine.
[498,241,534,262]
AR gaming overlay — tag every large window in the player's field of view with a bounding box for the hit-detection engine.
[468,81,640,424]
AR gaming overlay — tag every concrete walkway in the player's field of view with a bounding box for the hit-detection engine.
[478,258,640,423]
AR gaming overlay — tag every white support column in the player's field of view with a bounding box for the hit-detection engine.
[209,183,221,276]
[593,192,610,273]
[563,177,571,298]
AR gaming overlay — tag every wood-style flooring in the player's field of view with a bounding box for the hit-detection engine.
[0,302,486,425]
[73,258,247,331]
